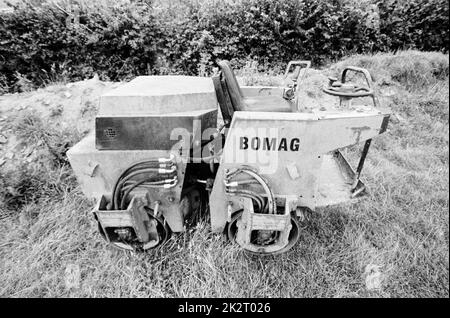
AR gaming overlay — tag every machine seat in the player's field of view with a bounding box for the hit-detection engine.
[215,60,293,118]
[241,96,292,112]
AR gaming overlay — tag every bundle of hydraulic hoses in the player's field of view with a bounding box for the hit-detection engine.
[109,155,178,210]
[224,168,276,214]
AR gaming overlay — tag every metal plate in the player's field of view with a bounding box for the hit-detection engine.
[95,109,217,150]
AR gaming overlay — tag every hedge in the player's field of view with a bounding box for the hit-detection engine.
[0,0,448,92]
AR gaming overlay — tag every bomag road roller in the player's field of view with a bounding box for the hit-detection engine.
[67,61,390,255]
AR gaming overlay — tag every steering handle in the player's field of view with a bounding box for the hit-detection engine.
[322,86,374,98]
[342,66,373,89]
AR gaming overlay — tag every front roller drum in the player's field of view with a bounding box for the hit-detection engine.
[226,210,301,255]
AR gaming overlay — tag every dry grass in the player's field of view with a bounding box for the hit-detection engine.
[0,50,448,297]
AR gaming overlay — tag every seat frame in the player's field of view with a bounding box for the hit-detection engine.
[213,60,290,126]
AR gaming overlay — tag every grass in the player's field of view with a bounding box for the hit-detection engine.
[0,50,448,297]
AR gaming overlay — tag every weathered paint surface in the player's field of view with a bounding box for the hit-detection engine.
[99,76,218,116]
[209,109,388,232]
[350,125,372,144]
[67,133,187,232]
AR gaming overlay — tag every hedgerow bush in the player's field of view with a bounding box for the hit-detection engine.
[0,0,448,92]
[0,0,162,92]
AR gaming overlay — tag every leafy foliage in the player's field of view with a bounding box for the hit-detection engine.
[0,0,448,92]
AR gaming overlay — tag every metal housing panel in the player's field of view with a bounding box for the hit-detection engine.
[95,109,217,150]
[67,133,187,232]
[209,110,388,232]
[99,76,218,116]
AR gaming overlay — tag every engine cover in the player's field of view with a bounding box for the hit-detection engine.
[95,75,218,150]
[96,109,217,150]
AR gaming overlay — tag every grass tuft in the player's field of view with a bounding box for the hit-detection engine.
[331,50,449,91]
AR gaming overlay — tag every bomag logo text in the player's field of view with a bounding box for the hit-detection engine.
[239,137,300,151]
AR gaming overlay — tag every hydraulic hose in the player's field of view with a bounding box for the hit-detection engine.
[227,189,265,213]
[121,177,177,193]
[110,157,176,210]
[113,167,176,210]
[112,157,173,189]
[226,168,276,214]
[120,179,174,210]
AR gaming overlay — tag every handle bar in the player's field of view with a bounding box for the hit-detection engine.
[341,66,373,89]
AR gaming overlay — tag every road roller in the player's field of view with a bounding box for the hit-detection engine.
[67,60,390,255]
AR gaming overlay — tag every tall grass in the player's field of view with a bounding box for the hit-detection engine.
[0,51,448,297]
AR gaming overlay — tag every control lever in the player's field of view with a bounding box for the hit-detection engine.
[282,60,311,101]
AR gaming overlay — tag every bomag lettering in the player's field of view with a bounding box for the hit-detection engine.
[239,137,300,151]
